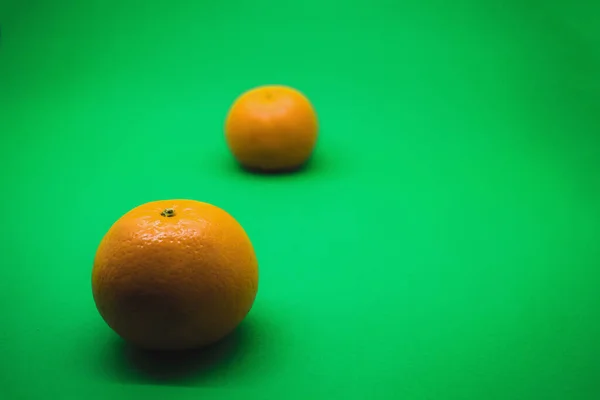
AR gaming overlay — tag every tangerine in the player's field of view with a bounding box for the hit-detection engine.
[225,85,319,172]
[92,199,258,350]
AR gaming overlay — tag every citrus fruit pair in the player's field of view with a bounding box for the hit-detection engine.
[92,85,318,350]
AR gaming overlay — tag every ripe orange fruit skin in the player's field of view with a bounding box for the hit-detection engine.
[225,85,319,172]
[91,200,259,351]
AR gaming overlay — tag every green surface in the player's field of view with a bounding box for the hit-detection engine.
[1,1,599,399]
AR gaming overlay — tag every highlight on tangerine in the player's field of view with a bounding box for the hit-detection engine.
[224,85,319,172]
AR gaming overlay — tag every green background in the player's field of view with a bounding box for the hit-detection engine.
[1,0,599,399]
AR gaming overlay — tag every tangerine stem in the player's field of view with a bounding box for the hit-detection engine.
[161,208,176,217]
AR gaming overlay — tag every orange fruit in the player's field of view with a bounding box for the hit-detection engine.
[225,85,319,172]
[91,199,259,351]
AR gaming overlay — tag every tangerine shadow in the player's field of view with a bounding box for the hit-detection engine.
[103,324,252,386]
[227,150,341,179]
[238,159,312,176]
